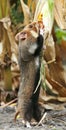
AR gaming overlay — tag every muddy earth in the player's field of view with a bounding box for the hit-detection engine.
[0,105,66,130]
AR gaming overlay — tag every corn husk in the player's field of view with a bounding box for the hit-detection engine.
[34,0,54,34]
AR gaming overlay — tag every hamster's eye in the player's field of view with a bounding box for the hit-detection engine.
[29,24,33,28]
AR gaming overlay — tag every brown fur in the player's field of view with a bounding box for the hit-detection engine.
[15,22,44,124]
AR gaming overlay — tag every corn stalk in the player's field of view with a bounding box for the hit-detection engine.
[0,0,12,91]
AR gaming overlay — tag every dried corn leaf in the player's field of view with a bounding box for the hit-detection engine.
[41,64,66,98]
[47,62,66,87]
[47,76,66,97]
[20,0,31,25]
[44,34,66,93]
[0,17,18,59]
[39,102,66,110]
[44,35,56,61]
[40,92,66,102]
[54,0,66,29]
[45,42,66,87]
[0,22,3,41]
[58,40,66,61]
[39,86,66,110]
[31,1,36,17]
[27,0,32,7]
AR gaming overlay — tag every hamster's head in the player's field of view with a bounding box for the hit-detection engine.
[15,21,44,43]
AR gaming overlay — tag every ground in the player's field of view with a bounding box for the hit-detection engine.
[0,105,66,130]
